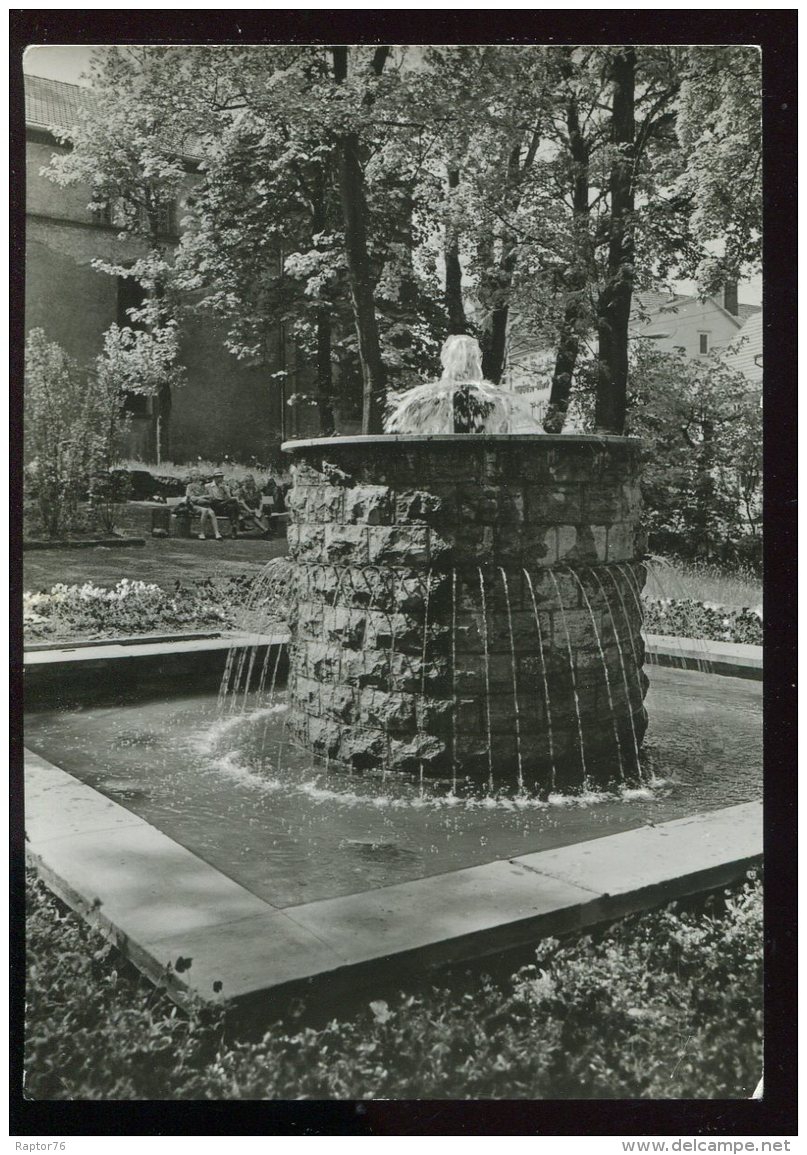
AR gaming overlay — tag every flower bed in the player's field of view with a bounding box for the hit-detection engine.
[24,870,762,1099]
[24,573,763,649]
[643,598,763,646]
[23,576,260,641]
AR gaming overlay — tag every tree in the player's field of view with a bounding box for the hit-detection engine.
[417,46,557,384]
[675,46,762,294]
[40,44,762,445]
[43,46,194,459]
[331,46,391,432]
[571,338,762,564]
[24,328,157,536]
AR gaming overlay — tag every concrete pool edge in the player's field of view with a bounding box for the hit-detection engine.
[22,637,761,697]
[24,747,763,1015]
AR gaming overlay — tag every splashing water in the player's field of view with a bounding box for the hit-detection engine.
[569,569,625,783]
[385,335,542,434]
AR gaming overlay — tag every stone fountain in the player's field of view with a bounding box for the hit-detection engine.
[281,433,648,793]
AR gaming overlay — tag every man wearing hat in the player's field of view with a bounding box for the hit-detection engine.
[205,470,242,538]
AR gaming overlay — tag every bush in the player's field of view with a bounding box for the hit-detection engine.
[25,874,225,1099]
[24,331,101,537]
[25,870,762,1100]
[88,469,134,535]
[570,342,762,569]
[114,458,288,497]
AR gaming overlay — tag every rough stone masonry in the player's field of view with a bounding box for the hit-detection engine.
[282,434,649,792]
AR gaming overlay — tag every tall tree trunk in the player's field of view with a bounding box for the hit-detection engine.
[332,46,388,435]
[315,307,335,434]
[445,167,467,333]
[545,81,592,433]
[311,188,336,435]
[479,144,527,384]
[478,234,517,384]
[595,47,636,435]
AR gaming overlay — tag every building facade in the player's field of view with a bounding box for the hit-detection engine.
[504,285,763,425]
[25,74,317,465]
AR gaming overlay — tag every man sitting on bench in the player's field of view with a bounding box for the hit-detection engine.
[205,470,242,539]
[183,470,221,540]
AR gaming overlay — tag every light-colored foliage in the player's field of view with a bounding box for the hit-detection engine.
[95,321,185,401]
[572,338,762,566]
[24,330,126,537]
[675,46,762,293]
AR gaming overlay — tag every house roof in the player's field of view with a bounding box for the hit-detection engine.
[633,289,760,328]
[721,312,763,382]
[26,72,203,168]
[25,74,99,133]
[632,291,690,316]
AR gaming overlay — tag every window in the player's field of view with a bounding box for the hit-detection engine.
[698,333,710,355]
[117,275,146,330]
[91,197,175,236]
[143,199,176,236]
[91,197,127,229]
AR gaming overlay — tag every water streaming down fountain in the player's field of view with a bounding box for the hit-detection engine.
[216,434,652,796]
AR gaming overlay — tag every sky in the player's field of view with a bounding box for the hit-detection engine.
[23,44,761,307]
[23,44,97,86]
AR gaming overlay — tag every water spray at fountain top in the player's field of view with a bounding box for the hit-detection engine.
[384,334,543,435]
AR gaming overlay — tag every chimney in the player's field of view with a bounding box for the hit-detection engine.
[722,281,739,316]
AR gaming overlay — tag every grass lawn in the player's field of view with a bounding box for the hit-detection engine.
[643,558,761,610]
[24,544,760,607]
[23,535,288,594]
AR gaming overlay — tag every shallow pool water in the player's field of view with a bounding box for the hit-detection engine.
[24,665,762,908]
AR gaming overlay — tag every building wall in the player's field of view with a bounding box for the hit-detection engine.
[504,296,750,419]
[25,132,317,464]
[630,297,742,359]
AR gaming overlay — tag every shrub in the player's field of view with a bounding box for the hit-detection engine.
[24,330,146,538]
[571,342,762,569]
[24,331,101,537]
[114,458,288,494]
[87,469,134,536]
[25,870,762,1100]
[24,874,225,1099]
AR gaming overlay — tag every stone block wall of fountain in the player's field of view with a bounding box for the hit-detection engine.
[282,435,648,792]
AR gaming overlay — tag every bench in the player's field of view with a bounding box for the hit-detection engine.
[152,500,289,539]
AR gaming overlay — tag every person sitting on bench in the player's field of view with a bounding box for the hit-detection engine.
[235,474,271,536]
[205,470,242,538]
[183,471,221,540]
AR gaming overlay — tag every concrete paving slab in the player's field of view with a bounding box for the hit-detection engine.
[25,746,763,1014]
[23,633,290,707]
[27,822,280,942]
[645,634,762,679]
[25,752,145,843]
[25,751,281,944]
[24,632,288,665]
[513,803,762,904]
[284,859,601,967]
[141,910,348,1003]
